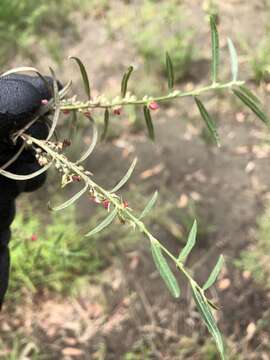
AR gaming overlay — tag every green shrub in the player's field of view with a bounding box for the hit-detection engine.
[0,0,87,65]
[108,0,194,82]
[9,203,104,298]
[237,203,270,288]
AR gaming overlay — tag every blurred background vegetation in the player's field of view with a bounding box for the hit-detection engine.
[1,0,270,359]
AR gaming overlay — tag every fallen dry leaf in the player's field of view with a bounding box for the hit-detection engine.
[140,163,164,179]
[62,347,84,357]
[218,278,231,291]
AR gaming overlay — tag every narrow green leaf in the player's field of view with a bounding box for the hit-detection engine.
[233,88,270,126]
[69,56,91,100]
[178,220,197,263]
[143,105,155,141]
[191,284,225,360]
[227,38,238,82]
[210,15,219,83]
[85,207,118,237]
[101,108,110,141]
[151,238,181,298]
[195,97,221,147]
[121,66,133,98]
[49,185,88,211]
[238,85,261,105]
[0,161,52,180]
[203,255,225,290]
[166,52,174,90]
[76,120,98,164]
[109,158,138,193]
[139,191,159,219]
[46,67,60,141]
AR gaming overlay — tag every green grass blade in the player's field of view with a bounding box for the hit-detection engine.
[191,284,225,360]
[195,97,221,147]
[166,52,174,90]
[210,15,219,83]
[69,56,91,100]
[121,66,133,98]
[203,255,225,290]
[233,88,270,126]
[143,105,155,141]
[139,191,159,219]
[49,185,88,211]
[85,207,118,237]
[151,238,181,298]
[178,219,197,263]
[109,157,138,193]
[227,38,238,82]
[101,108,110,141]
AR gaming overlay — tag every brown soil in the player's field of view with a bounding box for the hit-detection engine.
[1,1,270,359]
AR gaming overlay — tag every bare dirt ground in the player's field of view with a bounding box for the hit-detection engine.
[1,1,270,359]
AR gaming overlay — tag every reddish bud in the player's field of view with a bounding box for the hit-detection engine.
[72,175,81,182]
[31,234,38,242]
[41,99,48,105]
[84,111,92,119]
[113,106,122,116]
[102,199,111,210]
[90,196,101,204]
[122,200,129,208]
[63,139,71,148]
[62,109,70,115]
[148,101,159,111]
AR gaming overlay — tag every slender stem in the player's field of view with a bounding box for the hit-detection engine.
[60,80,245,111]
[22,134,202,291]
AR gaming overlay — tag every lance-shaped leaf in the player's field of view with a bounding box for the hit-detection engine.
[69,56,91,100]
[1,66,41,77]
[121,66,133,98]
[203,255,225,290]
[238,85,261,105]
[195,97,221,147]
[178,219,197,263]
[49,185,89,211]
[143,105,155,141]
[101,108,110,141]
[227,38,238,82]
[139,191,158,219]
[233,87,270,126]
[76,120,98,164]
[151,238,181,298]
[210,15,219,83]
[0,161,52,180]
[191,284,225,360]
[46,68,61,141]
[85,207,118,237]
[109,158,138,193]
[166,52,174,90]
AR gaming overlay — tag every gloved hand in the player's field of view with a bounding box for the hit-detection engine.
[0,73,62,308]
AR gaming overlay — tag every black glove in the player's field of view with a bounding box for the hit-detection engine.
[0,73,62,308]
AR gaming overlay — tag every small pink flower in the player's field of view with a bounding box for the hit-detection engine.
[90,196,101,204]
[31,234,38,241]
[122,200,129,209]
[72,175,81,182]
[148,101,159,111]
[41,99,48,105]
[103,199,111,211]
[113,106,122,115]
